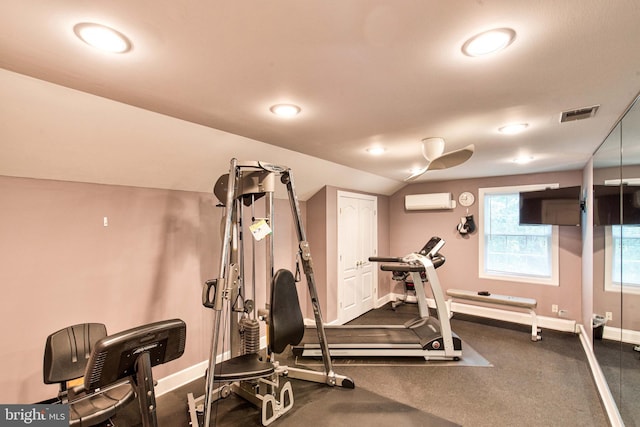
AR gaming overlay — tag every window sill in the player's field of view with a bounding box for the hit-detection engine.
[604,284,640,296]
[480,271,559,286]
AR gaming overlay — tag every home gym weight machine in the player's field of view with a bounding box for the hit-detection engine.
[292,237,462,360]
[188,159,354,427]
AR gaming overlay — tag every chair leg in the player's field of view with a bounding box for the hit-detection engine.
[530,309,542,341]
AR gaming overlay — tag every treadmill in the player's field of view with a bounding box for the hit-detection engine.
[292,237,462,361]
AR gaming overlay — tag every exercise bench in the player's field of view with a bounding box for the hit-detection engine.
[446,289,541,341]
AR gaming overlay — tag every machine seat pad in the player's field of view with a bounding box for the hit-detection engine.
[269,269,305,354]
[69,382,135,427]
[213,353,275,382]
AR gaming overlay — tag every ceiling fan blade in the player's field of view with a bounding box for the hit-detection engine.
[404,166,429,182]
[428,144,474,170]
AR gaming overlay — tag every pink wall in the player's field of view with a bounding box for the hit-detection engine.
[376,193,392,297]
[306,187,328,319]
[0,175,301,404]
[325,187,339,321]
[389,170,584,320]
[306,186,339,321]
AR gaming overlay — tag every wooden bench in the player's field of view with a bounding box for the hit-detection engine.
[446,289,541,341]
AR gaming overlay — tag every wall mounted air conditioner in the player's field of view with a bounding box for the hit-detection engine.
[405,193,457,210]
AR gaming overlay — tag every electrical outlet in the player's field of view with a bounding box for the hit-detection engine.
[552,304,558,313]
[605,311,613,321]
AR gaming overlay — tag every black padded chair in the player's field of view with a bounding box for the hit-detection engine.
[43,323,136,427]
[269,268,305,354]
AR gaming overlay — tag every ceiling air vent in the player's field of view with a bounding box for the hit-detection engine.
[560,105,599,123]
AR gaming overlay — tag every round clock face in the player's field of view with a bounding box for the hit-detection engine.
[459,191,475,207]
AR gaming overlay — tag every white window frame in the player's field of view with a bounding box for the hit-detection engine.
[478,183,560,286]
[604,226,640,295]
[602,178,640,295]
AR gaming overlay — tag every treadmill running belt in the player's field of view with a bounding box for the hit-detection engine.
[299,326,421,346]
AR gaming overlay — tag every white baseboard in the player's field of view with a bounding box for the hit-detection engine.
[156,360,208,396]
[577,324,624,427]
[602,324,640,344]
[376,293,393,308]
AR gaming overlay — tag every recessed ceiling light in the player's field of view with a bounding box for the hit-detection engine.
[462,28,516,57]
[270,104,301,118]
[513,156,534,164]
[366,147,386,155]
[74,23,132,53]
[499,123,529,134]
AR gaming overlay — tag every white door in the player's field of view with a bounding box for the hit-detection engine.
[338,191,377,324]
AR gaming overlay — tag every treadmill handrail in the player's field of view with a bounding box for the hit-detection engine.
[379,255,445,272]
[369,256,403,263]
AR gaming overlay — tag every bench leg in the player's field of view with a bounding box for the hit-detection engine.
[446,299,453,319]
[529,309,541,341]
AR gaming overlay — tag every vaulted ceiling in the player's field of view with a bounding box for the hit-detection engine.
[1,1,640,197]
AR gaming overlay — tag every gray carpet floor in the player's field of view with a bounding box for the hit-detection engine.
[593,337,640,425]
[112,303,608,426]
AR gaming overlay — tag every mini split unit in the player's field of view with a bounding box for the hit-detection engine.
[405,193,456,210]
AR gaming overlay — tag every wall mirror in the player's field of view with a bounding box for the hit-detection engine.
[592,93,640,425]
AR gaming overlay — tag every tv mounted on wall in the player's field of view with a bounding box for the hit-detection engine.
[519,186,583,226]
[593,184,640,225]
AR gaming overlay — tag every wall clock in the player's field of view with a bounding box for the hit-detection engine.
[458,191,475,207]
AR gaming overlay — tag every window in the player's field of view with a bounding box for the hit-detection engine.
[605,225,640,295]
[479,184,559,285]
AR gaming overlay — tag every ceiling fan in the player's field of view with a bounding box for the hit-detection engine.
[404,137,475,182]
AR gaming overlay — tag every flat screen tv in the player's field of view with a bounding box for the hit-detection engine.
[519,186,582,226]
[593,184,640,225]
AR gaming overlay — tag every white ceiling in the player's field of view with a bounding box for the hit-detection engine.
[2,1,640,197]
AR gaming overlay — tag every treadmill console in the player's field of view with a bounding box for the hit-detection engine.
[420,237,445,258]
